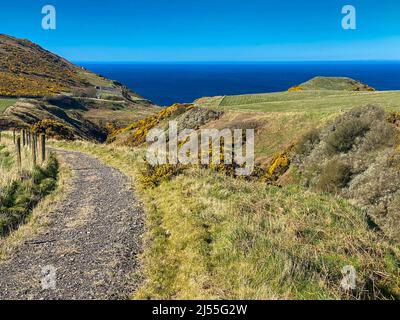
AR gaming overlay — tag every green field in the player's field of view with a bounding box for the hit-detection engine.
[207,90,400,113]
[0,98,16,114]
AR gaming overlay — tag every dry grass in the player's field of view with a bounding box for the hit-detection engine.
[49,139,400,300]
[0,147,72,262]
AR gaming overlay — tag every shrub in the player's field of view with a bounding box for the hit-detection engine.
[139,160,184,188]
[31,119,76,140]
[263,153,290,183]
[326,118,370,154]
[360,120,397,151]
[387,112,400,127]
[288,86,303,92]
[315,159,352,193]
[294,106,400,241]
[294,128,321,156]
[109,104,195,146]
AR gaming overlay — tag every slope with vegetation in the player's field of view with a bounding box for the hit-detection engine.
[49,76,400,300]
[0,34,159,141]
[2,33,399,299]
[289,76,375,92]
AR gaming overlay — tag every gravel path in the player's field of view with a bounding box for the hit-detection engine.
[0,149,144,300]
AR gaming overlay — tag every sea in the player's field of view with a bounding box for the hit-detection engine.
[79,62,400,106]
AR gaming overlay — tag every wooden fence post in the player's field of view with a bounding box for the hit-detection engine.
[22,129,26,147]
[40,134,46,163]
[32,134,37,166]
[16,136,22,171]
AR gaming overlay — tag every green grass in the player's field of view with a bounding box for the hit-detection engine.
[0,98,17,114]
[213,90,400,113]
[297,77,373,91]
[0,135,59,236]
[49,140,400,300]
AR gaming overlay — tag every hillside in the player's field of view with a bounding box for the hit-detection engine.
[1,40,399,300]
[0,34,90,97]
[92,76,400,299]
[0,34,159,140]
[194,79,400,162]
[291,76,375,92]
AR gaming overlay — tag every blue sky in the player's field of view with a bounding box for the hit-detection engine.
[1,0,399,61]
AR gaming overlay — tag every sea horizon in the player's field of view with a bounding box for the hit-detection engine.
[79,61,400,106]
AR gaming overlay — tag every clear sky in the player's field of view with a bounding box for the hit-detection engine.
[1,0,399,61]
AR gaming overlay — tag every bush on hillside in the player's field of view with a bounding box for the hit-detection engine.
[109,104,195,146]
[294,106,400,241]
[315,159,352,193]
[31,119,76,141]
[325,118,370,154]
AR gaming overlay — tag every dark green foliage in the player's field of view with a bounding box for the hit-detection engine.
[315,159,352,193]
[326,118,370,153]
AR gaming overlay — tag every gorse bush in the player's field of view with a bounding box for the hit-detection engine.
[139,160,184,188]
[108,104,195,146]
[31,119,76,140]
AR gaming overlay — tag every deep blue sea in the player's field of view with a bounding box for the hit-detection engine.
[79,62,400,106]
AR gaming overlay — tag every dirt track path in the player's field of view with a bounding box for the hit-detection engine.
[0,149,144,300]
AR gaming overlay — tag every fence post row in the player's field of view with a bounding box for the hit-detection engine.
[3,128,46,170]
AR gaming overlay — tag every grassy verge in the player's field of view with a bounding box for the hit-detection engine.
[0,134,59,237]
[0,157,71,261]
[49,140,400,300]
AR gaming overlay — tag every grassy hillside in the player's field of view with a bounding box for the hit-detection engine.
[49,140,400,300]
[294,76,375,91]
[195,84,400,162]
[0,98,16,114]
[200,90,400,113]
[0,34,160,140]
[0,34,90,97]
[86,76,400,300]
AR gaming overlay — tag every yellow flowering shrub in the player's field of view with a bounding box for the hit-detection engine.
[109,104,195,146]
[288,86,303,92]
[31,119,75,140]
